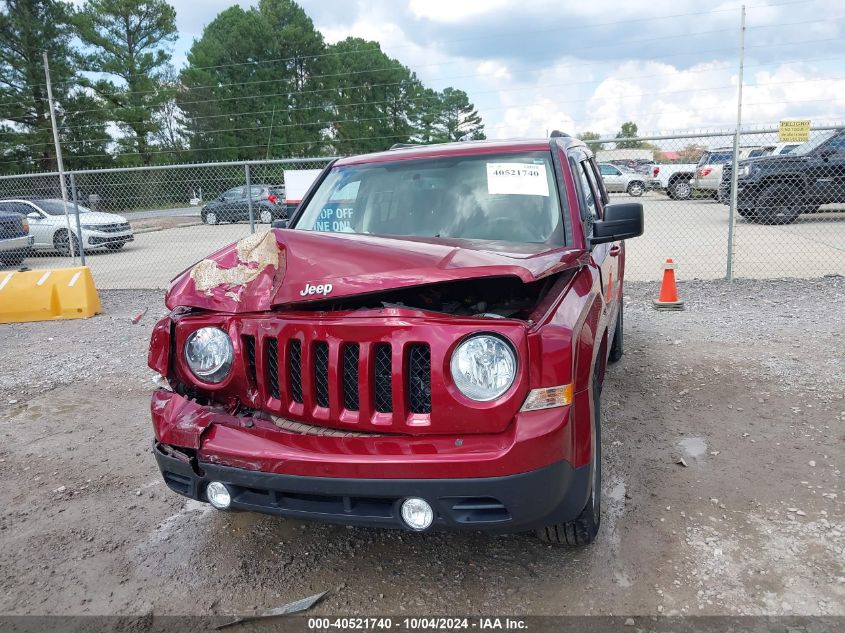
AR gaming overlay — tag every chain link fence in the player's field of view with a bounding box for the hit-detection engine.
[1,125,843,288]
[596,123,845,281]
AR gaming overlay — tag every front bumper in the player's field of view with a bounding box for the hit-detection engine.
[87,231,134,247]
[153,441,589,533]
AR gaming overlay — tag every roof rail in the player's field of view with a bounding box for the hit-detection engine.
[389,143,418,150]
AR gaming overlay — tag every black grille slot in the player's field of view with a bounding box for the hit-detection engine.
[243,335,257,387]
[266,338,279,400]
[288,340,303,403]
[407,344,431,414]
[343,344,360,411]
[373,344,393,413]
[313,342,329,408]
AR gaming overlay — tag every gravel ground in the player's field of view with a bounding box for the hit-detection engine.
[0,278,843,619]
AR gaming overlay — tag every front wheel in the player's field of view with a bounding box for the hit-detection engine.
[259,209,273,224]
[54,230,81,256]
[537,365,602,546]
[627,181,644,197]
[754,183,803,225]
[203,211,218,225]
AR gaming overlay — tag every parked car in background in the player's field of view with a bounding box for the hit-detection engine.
[650,163,697,199]
[0,199,133,256]
[0,205,33,267]
[598,162,647,196]
[201,185,286,225]
[719,127,845,224]
[694,147,772,199]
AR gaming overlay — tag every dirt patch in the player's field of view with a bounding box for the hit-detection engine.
[0,279,842,617]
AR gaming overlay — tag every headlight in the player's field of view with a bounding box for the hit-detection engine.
[449,334,517,401]
[80,223,100,230]
[184,327,233,383]
[738,165,753,178]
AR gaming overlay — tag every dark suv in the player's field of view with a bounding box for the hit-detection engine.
[720,128,845,224]
[201,185,286,225]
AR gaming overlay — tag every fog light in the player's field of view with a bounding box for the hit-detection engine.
[206,481,231,509]
[400,497,433,531]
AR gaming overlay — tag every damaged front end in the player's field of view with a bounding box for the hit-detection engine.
[149,227,583,488]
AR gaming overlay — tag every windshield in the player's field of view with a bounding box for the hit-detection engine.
[294,152,563,245]
[36,199,91,215]
[792,130,837,156]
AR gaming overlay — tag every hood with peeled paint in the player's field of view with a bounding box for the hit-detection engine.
[165,229,583,313]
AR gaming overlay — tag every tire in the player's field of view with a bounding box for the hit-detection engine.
[259,209,273,224]
[537,364,602,546]
[608,303,623,363]
[668,179,692,200]
[0,250,26,266]
[754,183,803,225]
[204,211,218,225]
[105,241,126,251]
[736,207,758,221]
[626,181,644,197]
[53,230,81,256]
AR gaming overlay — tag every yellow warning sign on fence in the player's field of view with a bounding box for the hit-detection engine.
[778,119,811,143]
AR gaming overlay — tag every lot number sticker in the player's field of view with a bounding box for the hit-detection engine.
[487,162,549,197]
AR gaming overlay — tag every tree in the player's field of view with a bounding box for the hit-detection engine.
[0,0,76,171]
[426,87,485,143]
[324,37,427,154]
[75,0,178,165]
[180,0,330,160]
[615,121,644,149]
[577,131,604,153]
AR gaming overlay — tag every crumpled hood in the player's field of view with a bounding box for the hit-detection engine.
[166,230,583,313]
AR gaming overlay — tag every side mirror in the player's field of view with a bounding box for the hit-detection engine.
[271,218,288,229]
[591,202,644,245]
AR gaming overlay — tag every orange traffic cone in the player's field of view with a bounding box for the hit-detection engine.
[653,258,685,310]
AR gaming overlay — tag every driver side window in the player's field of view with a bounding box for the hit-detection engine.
[223,187,243,201]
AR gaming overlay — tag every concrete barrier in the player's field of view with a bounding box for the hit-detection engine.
[0,267,102,323]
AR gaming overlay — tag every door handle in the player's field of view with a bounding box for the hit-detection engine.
[609,244,621,257]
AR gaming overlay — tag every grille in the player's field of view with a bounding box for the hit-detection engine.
[266,338,279,399]
[243,335,257,387]
[313,342,329,408]
[373,344,393,413]
[407,345,432,414]
[342,344,360,411]
[288,340,303,403]
[97,222,130,233]
[248,331,433,426]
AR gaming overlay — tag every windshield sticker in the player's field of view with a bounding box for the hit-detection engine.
[486,163,549,196]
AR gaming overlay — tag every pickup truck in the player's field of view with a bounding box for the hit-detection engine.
[148,136,644,546]
[649,163,697,200]
[0,206,33,267]
[720,128,845,224]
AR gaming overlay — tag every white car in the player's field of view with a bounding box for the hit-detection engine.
[0,199,134,255]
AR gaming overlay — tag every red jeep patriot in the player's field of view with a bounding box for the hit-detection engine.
[148,135,643,545]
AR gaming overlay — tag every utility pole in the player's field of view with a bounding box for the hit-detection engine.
[43,51,76,265]
[726,5,746,281]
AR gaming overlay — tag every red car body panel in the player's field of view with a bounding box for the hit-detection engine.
[148,137,634,532]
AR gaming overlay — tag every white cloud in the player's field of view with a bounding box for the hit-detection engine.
[408,0,511,23]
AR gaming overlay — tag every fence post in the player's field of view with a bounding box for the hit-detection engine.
[245,163,255,234]
[69,173,86,266]
[726,4,746,281]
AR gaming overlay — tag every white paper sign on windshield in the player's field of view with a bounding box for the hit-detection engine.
[486,162,549,197]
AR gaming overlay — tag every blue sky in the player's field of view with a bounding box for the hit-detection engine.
[162,0,845,138]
